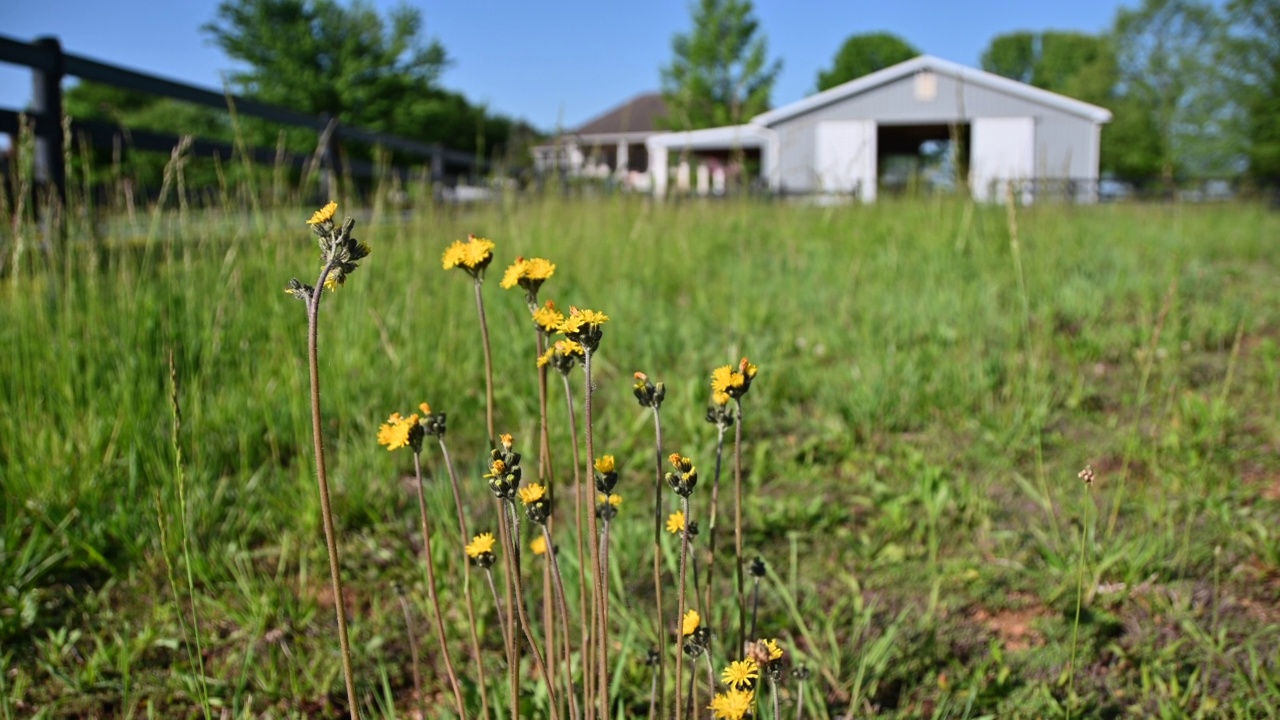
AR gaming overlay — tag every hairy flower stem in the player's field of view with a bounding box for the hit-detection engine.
[703,423,727,637]
[494,497,520,720]
[733,398,746,660]
[560,373,593,720]
[483,568,511,662]
[532,323,562,719]
[473,276,496,448]
[770,677,781,720]
[703,653,716,715]
[437,437,491,719]
[306,261,359,718]
[583,349,608,719]
[674,496,693,720]
[648,406,668,720]
[411,452,467,719]
[504,503,561,720]
[542,525,581,720]
[796,680,806,719]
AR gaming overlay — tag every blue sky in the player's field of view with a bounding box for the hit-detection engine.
[1,0,1129,133]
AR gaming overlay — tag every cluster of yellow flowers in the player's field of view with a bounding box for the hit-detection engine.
[710,357,760,405]
[441,234,496,274]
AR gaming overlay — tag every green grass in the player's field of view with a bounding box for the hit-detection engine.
[2,193,1279,718]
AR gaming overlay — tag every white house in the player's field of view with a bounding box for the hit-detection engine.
[645,55,1113,203]
[531,93,668,190]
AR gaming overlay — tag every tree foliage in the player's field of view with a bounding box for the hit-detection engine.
[203,0,528,162]
[1114,0,1232,180]
[816,32,918,91]
[1226,0,1280,180]
[660,0,782,130]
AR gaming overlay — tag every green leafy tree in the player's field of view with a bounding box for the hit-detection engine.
[660,0,782,130]
[1114,0,1232,183]
[1225,0,1280,181]
[980,30,1164,180]
[203,0,525,161]
[816,32,918,91]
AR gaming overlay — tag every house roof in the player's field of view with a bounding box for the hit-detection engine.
[751,55,1113,127]
[645,124,769,150]
[572,92,668,136]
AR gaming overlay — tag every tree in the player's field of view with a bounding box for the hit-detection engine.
[203,0,524,160]
[1113,0,1232,183]
[660,0,782,130]
[1225,0,1280,181]
[980,30,1164,180]
[816,32,918,91]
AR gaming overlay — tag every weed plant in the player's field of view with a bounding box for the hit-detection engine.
[1,148,1279,717]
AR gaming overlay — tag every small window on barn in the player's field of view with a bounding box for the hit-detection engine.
[914,71,937,102]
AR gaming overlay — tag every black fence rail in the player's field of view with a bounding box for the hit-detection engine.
[0,34,484,202]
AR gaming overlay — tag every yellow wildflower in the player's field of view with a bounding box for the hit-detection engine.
[594,455,616,474]
[597,493,622,508]
[376,412,417,451]
[711,365,744,395]
[418,402,431,416]
[666,511,685,534]
[530,534,548,556]
[500,256,557,290]
[307,201,337,225]
[517,483,547,505]
[532,300,565,332]
[465,532,496,558]
[708,688,754,720]
[441,234,495,272]
[557,307,609,335]
[682,609,700,636]
[720,659,759,689]
[761,638,784,662]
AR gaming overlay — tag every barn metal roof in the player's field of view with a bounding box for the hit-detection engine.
[751,55,1113,127]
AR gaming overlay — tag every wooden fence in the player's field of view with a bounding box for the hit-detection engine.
[0,34,485,203]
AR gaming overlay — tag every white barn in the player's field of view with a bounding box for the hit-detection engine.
[646,55,1113,203]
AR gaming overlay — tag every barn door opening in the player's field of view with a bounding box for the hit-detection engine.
[875,123,969,197]
[815,120,877,202]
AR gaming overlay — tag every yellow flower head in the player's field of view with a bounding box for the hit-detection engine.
[761,638,784,662]
[594,455,616,474]
[307,201,337,225]
[465,532,496,558]
[739,357,758,380]
[442,234,495,272]
[712,390,731,406]
[536,348,554,368]
[418,402,432,416]
[530,534,548,556]
[557,306,609,335]
[709,689,754,720]
[376,412,418,451]
[711,365,745,395]
[720,659,759,689]
[666,510,686,535]
[668,453,694,473]
[486,458,507,478]
[501,256,556,290]
[682,609,700,636]
[532,300,565,333]
[500,433,514,452]
[517,483,547,505]
[597,493,622,508]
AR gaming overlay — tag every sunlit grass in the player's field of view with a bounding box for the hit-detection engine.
[2,194,1279,717]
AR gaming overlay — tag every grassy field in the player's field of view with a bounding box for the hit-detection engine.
[2,193,1279,718]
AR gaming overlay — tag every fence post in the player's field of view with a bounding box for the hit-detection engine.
[31,35,66,206]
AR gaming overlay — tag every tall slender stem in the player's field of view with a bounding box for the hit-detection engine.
[412,452,467,719]
[674,496,692,720]
[733,398,746,661]
[560,373,592,720]
[649,407,668,720]
[306,261,359,718]
[438,438,491,719]
[543,525,581,720]
[473,276,496,448]
[703,423,727,650]
[583,349,608,719]
[494,495,520,720]
[396,592,424,719]
[483,568,512,661]
[504,504,561,720]
[532,324,562,719]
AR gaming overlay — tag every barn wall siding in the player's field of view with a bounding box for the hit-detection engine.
[768,72,1100,194]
